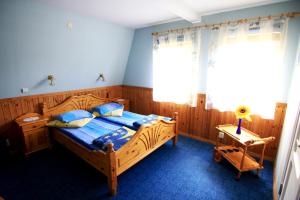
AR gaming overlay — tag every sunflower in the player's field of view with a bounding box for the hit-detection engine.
[235,105,252,121]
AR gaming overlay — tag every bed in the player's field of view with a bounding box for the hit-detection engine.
[41,94,178,195]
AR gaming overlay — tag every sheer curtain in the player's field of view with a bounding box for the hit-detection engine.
[206,18,288,119]
[153,29,201,106]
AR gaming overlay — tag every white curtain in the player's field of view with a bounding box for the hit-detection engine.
[206,18,288,119]
[153,29,201,106]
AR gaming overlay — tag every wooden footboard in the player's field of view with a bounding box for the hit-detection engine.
[115,116,178,175]
[105,112,178,195]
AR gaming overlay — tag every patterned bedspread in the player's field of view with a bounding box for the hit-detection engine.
[92,126,136,151]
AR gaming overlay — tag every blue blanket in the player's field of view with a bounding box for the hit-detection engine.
[132,114,172,129]
[100,111,146,130]
[58,118,124,150]
[100,111,172,130]
[93,126,136,151]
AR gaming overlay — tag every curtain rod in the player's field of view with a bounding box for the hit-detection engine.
[152,12,300,36]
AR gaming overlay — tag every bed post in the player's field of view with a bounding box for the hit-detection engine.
[106,143,117,196]
[172,112,179,147]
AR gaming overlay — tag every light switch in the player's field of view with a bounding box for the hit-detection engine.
[66,21,73,30]
[218,132,224,139]
[21,88,29,93]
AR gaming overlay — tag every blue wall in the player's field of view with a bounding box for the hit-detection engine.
[0,0,134,99]
[123,1,300,102]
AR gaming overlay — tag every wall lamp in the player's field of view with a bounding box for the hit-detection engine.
[47,75,55,86]
[97,73,105,82]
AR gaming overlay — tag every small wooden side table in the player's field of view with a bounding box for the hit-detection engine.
[214,124,275,179]
[15,113,50,156]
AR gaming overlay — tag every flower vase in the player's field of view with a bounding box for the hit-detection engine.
[236,118,242,134]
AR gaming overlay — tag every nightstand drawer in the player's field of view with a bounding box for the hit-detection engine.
[22,121,47,132]
[24,128,49,154]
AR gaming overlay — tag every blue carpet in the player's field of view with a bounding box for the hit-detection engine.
[0,136,273,200]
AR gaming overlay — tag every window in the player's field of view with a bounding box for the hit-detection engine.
[206,19,287,118]
[152,30,200,106]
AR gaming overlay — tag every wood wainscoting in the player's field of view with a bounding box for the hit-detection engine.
[0,84,286,160]
[122,85,286,161]
[0,85,123,154]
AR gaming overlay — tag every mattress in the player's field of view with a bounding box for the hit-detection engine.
[58,118,123,150]
[100,111,146,130]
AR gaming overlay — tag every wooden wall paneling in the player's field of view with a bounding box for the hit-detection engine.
[13,101,21,118]
[0,84,286,160]
[0,103,8,133]
[137,88,145,113]
[208,108,216,141]
[179,104,190,133]
[194,95,205,137]
[189,106,196,135]
[0,104,4,128]
[2,102,12,123]
[116,86,122,97]
[144,89,153,115]
[122,85,287,161]
[18,100,27,116]
[33,98,39,113]
[159,102,167,117]
[8,101,16,121]
[129,87,137,112]
[203,99,212,139]
[136,89,144,114]
[123,86,137,113]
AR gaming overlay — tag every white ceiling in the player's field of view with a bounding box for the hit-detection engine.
[37,0,286,28]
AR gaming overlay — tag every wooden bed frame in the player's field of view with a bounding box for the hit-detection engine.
[41,94,178,195]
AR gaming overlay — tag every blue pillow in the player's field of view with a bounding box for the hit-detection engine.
[92,102,124,117]
[55,110,93,123]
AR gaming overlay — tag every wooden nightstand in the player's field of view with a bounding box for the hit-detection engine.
[15,113,50,156]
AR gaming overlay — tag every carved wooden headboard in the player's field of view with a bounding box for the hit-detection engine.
[41,94,108,117]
